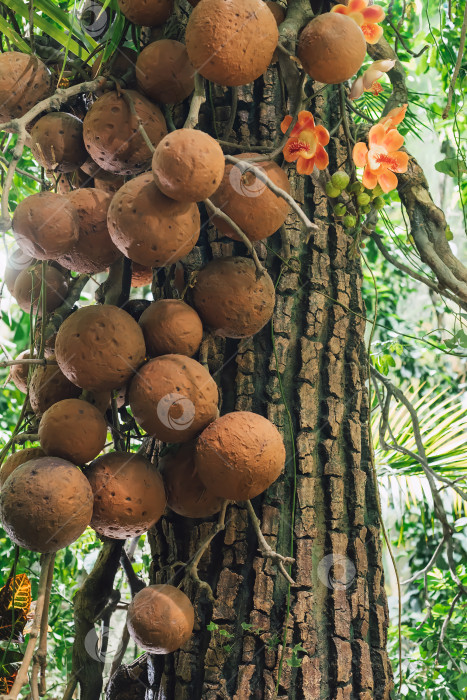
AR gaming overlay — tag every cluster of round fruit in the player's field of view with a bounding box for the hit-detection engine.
[325,171,385,230]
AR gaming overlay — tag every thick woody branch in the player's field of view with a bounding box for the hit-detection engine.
[244,500,296,585]
[442,0,467,118]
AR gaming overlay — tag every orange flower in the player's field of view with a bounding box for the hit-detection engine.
[379,103,408,130]
[331,0,385,44]
[281,111,330,175]
[352,123,409,193]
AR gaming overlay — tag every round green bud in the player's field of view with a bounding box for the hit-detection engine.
[333,203,347,216]
[343,215,356,229]
[325,182,341,198]
[371,184,384,198]
[357,193,371,206]
[331,170,350,191]
[373,196,385,210]
[349,182,363,194]
[361,205,371,214]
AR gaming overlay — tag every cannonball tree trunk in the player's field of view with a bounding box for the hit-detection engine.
[138,75,394,700]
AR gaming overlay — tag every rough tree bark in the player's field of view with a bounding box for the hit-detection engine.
[116,58,394,700]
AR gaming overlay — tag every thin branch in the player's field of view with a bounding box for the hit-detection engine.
[184,73,206,129]
[1,358,57,369]
[223,86,238,139]
[244,500,296,585]
[435,591,462,666]
[121,88,155,154]
[442,0,467,118]
[31,554,55,699]
[401,536,446,585]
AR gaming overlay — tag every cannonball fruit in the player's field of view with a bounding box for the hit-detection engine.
[186,0,278,86]
[117,0,173,26]
[107,173,200,267]
[39,399,107,465]
[12,192,80,260]
[139,300,203,358]
[4,249,35,294]
[0,52,52,122]
[91,47,138,84]
[127,585,194,654]
[267,2,285,25]
[152,129,225,202]
[210,154,290,240]
[55,304,146,392]
[13,264,69,314]
[192,257,275,338]
[122,298,151,322]
[83,90,167,175]
[93,171,125,194]
[128,355,218,443]
[0,447,46,488]
[86,452,167,538]
[0,457,93,552]
[56,188,120,274]
[195,411,285,500]
[297,13,367,84]
[29,357,81,416]
[131,262,153,288]
[9,350,32,393]
[159,442,224,518]
[30,113,87,173]
[136,40,194,105]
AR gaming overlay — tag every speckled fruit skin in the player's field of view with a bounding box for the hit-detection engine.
[30,113,87,173]
[86,452,167,538]
[13,264,69,314]
[83,90,167,175]
[107,173,200,267]
[12,192,80,260]
[29,356,81,416]
[55,305,146,392]
[186,0,278,87]
[4,249,35,294]
[9,350,32,393]
[152,129,224,202]
[93,171,125,194]
[127,584,194,653]
[0,447,45,487]
[196,411,285,500]
[0,457,93,552]
[139,300,203,358]
[131,262,153,288]
[159,441,223,518]
[39,398,107,465]
[117,0,173,26]
[136,40,194,105]
[0,52,52,122]
[297,13,367,84]
[210,153,290,241]
[55,189,120,274]
[192,257,275,338]
[128,355,218,443]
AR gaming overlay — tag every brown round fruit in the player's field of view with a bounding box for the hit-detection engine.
[297,13,367,84]
[93,171,125,194]
[13,264,69,314]
[122,298,151,321]
[135,40,194,105]
[128,355,218,443]
[139,300,203,358]
[55,189,120,274]
[30,113,87,173]
[0,457,93,552]
[0,52,52,122]
[29,356,81,416]
[210,153,290,241]
[9,350,32,393]
[195,411,285,500]
[33,321,56,358]
[55,304,146,392]
[91,47,138,85]
[127,584,194,654]
[54,169,90,193]
[39,398,108,465]
[192,257,275,338]
[159,441,223,518]
[131,262,153,288]
[4,249,36,294]
[83,90,167,175]
[86,451,167,538]
[185,0,278,86]
[152,129,224,202]
[117,0,173,26]
[0,447,46,488]
[267,2,285,25]
[107,172,200,267]
[12,192,80,260]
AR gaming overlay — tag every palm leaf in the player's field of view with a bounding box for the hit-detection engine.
[0,16,31,52]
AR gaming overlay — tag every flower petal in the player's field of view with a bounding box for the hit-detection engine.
[297,110,315,131]
[382,128,404,152]
[368,145,386,170]
[378,167,398,193]
[314,144,329,170]
[361,5,385,22]
[315,124,330,146]
[389,150,409,173]
[283,139,301,162]
[362,166,378,189]
[350,76,365,100]
[362,68,384,89]
[280,115,293,134]
[348,0,368,12]
[381,104,408,127]
[371,59,396,73]
[331,4,350,14]
[349,11,364,25]
[296,156,315,175]
[369,123,386,147]
[362,23,384,44]
[352,141,368,167]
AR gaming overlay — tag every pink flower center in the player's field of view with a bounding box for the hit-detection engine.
[288,140,312,156]
[374,152,399,171]
[370,81,383,96]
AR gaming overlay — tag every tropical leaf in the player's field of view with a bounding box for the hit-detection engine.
[0,16,31,53]
[0,573,31,643]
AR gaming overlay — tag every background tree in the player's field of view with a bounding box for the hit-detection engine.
[0,1,466,700]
